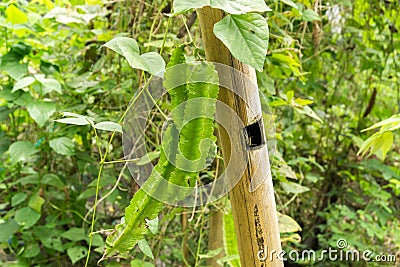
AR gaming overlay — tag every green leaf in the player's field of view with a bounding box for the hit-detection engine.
[211,0,271,15]
[67,246,88,264]
[302,9,321,22]
[5,5,28,24]
[0,220,20,243]
[145,217,159,235]
[42,174,65,189]
[293,105,323,123]
[26,101,56,127]
[28,192,45,213]
[61,227,86,241]
[14,207,41,228]
[55,117,92,125]
[103,37,166,75]
[34,75,62,94]
[138,239,154,259]
[278,212,302,233]
[173,0,271,15]
[214,13,269,71]
[130,260,155,267]
[11,192,28,207]
[12,76,35,92]
[281,181,310,194]
[281,0,299,10]
[94,121,122,133]
[141,52,166,77]
[21,242,41,258]
[361,114,400,132]
[49,137,75,156]
[8,141,36,163]
[103,37,140,55]
[173,0,209,14]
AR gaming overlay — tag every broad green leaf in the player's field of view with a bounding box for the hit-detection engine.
[12,76,35,92]
[214,13,269,71]
[0,220,20,243]
[28,192,45,213]
[5,5,28,24]
[104,37,166,75]
[278,212,302,233]
[42,174,65,189]
[67,246,88,264]
[173,0,271,15]
[49,137,75,156]
[34,75,62,94]
[211,0,271,15]
[14,207,41,228]
[103,37,140,55]
[8,141,36,163]
[138,239,154,259]
[21,242,40,258]
[302,9,321,22]
[141,52,166,77]
[173,0,209,14]
[26,101,56,127]
[94,121,123,133]
[1,62,28,80]
[61,227,86,241]
[281,181,310,194]
[11,192,28,207]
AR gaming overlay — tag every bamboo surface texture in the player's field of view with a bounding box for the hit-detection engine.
[198,6,283,267]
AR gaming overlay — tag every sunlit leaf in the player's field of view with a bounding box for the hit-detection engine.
[138,239,154,259]
[15,207,40,229]
[49,137,75,156]
[94,121,122,133]
[281,181,310,194]
[8,141,36,163]
[26,101,56,127]
[214,13,269,71]
[6,5,28,24]
[12,76,35,92]
[173,0,271,14]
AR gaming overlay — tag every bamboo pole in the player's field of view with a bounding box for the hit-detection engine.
[198,7,283,267]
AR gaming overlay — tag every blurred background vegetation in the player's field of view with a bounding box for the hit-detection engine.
[0,0,399,266]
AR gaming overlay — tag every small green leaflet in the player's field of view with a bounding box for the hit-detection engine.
[173,0,271,15]
[214,13,269,72]
[103,37,165,76]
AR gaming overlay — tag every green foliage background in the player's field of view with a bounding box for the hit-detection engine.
[0,0,399,266]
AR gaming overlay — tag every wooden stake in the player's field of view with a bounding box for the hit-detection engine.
[198,7,283,267]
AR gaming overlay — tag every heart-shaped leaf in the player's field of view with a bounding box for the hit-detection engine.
[214,13,269,71]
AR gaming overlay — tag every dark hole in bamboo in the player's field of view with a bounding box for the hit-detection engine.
[243,118,266,149]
